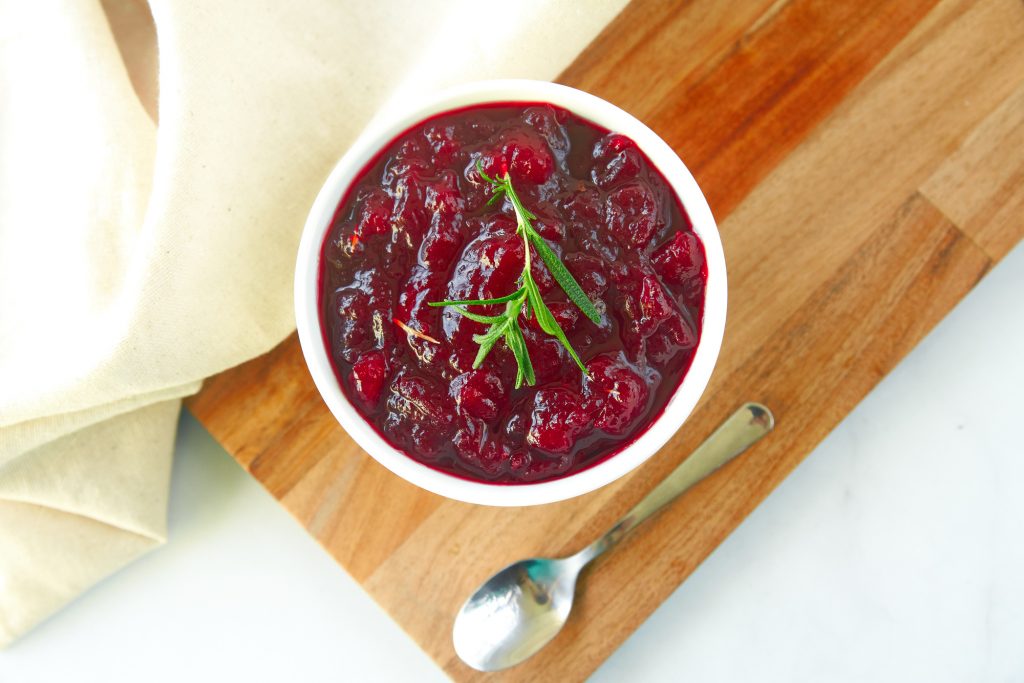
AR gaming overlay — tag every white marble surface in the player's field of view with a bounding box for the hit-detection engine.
[1,242,1021,682]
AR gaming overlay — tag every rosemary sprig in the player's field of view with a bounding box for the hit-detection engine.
[428,161,602,388]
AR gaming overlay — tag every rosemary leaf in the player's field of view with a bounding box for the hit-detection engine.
[429,288,524,308]
[526,232,601,324]
[505,324,535,388]
[447,307,505,325]
[524,279,587,374]
[472,330,502,369]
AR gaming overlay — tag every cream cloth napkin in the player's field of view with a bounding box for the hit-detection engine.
[0,0,626,648]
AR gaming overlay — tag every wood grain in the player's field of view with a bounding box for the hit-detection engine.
[921,81,1024,261]
[186,0,1024,679]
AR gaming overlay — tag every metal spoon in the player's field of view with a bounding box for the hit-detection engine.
[453,402,775,672]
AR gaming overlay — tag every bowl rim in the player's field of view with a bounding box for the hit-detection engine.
[294,79,726,507]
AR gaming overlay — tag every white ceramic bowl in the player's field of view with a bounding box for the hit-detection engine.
[295,79,726,507]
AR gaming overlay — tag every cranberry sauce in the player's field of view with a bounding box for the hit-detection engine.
[319,103,707,484]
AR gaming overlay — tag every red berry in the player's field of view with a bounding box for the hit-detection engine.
[532,215,566,241]
[606,181,659,249]
[390,174,428,246]
[473,150,504,181]
[464,231,525,301]
[439,227,525,373]
[451,369,506,421]
[501,134,554,185]
[583,354,650,435]
[521,330,567,384]
[639,273,675,328]
[420,214,463,269]
[395,266,444,365]
[424,172,463,218]
[453,417,510,477]
[355,188,393,239]
[594,149,642,189]
[524,106,570,157]
[384,372,455,456]
[593,133,637,159]
[615,269,660,339]
[331,271,392,363]
[665,313,697,347]
[349,351,388,406]
[526,388,592,454]
[652,231,704,285]
[396,267,439,322]
[563,187,603,228]
[442,317,480,374]
[593,133,642,189]
[383,136,433,185]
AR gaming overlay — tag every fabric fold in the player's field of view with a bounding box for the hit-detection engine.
[0,399,178,646]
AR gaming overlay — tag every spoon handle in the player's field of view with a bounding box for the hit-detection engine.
[573,403,774,567]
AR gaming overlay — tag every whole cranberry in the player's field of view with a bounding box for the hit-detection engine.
[523,106,570,157]
[583,354,650,435]
[451,369,506,421]
[593,133,636,160]
[442,318,481,374]
[562,187,604,230]
[396,266,442,323]
[453,417,510,478]
[396,266,445,365]
[521,331,568,384]
[532,215,566,241]
[354,188,393,240]
[420,213,464,269]
[331,270,392,363]
[501,133,555,185]
[424,171,463,218]
[639,273,675,329]
[616,269,661,339]
[349,351,388,406]
[384,372,455,456]
[453,230,524,302]
[526,388,592,454]
[652,231,704,285]
[592,133,642,189]
[390,174,428,246]
[606,181,660,250]
[383,137,432,186]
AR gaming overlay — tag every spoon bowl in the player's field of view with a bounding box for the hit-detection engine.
[452,557,581,672]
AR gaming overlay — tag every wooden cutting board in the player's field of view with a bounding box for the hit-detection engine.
[187,0,1024,679]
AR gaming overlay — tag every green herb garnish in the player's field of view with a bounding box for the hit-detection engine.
[429,162,602,388]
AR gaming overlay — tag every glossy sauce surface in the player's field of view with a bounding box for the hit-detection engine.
[320,103,707,483]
